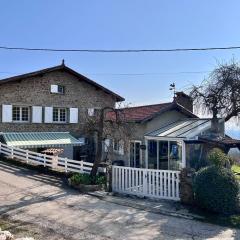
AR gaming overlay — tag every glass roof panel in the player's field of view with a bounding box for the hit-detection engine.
[146,118,212,138]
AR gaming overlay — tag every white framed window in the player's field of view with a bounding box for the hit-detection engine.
[53,107,67,123]
[88,108,95,116]
[12,106,30,122]
[113,139,124,155]
[50,84,65,94]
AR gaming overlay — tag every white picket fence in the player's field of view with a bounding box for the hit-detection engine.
[0,142,93,174]
[112,166,180,201]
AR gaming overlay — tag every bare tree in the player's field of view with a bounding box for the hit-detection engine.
[191,60,240,129]
[83,103,134,177]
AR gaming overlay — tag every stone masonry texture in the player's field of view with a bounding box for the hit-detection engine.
[0,69,117,138]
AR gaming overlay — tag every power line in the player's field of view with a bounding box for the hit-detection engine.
[87,71,211,76]
[0,70,211,77]
[0,45,240,53]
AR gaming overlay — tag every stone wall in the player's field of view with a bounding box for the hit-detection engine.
[0,70,117,138]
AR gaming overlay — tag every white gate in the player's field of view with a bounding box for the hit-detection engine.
[112,166,180,201]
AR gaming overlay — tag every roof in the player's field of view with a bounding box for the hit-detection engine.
[146,118,212,138]
[199,136,240,148]
[1,132,82,148]
[107,102,197,123]
[0,64,124,102]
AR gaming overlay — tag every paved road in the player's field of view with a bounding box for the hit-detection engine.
[0,160,239,240]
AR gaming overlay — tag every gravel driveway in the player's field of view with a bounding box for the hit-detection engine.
[0,160,239,240]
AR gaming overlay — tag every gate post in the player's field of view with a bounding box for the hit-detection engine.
[179,168,195,204]
[143,168,147,194]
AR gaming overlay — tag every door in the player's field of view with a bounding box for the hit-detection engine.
[130,141,141,168]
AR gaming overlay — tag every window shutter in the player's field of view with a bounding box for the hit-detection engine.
[50,85,58,93]
[104,139,111,152]
[44,107,53,123]
[2,104,12,123]
[32,106,42,123]
[69,108,78,123]
[119,140,124,155]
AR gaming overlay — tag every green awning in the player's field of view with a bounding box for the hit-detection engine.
[1,132,82,148]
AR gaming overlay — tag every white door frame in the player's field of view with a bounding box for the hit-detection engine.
[129,140,142,167]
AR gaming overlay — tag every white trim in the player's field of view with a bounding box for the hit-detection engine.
[145,136,185,141]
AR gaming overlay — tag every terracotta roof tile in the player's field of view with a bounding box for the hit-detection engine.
[107,102,172,122]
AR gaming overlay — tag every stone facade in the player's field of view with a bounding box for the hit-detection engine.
[0,69,118,138]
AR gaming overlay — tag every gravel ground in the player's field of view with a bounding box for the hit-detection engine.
[0,160,240,240]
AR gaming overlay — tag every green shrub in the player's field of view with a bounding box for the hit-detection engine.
[208,148,230,167]
[194,166,239,214]
[95,175,107,185]
[70,173,107,185]
[70,173,92,185]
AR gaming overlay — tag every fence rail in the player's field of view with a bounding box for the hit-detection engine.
[112,166,180,201]
[0,142,93,174]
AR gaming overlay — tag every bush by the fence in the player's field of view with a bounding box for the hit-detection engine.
[194,165,239,214]
[208,148,231,167]
[70,173,106,185]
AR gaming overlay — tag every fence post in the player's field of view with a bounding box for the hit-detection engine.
[26,150,29,163]
[65,158,68,173]
[80,160,84,173]
[11,147,14,159]
[56,155,59,169]
[43,155,46,167]
[143,169,147,194]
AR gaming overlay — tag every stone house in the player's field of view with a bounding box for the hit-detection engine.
[0,62,124,160]
[1,63,239,169]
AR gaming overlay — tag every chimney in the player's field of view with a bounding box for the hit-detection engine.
[175,92,193,113]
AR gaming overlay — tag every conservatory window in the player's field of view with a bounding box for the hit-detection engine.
[147,139,183,170]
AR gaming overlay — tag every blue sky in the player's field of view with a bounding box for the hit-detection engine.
[0,0,240,137]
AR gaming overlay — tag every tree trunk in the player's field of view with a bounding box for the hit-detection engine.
[90,109,104,177]
[90,131,103,177]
